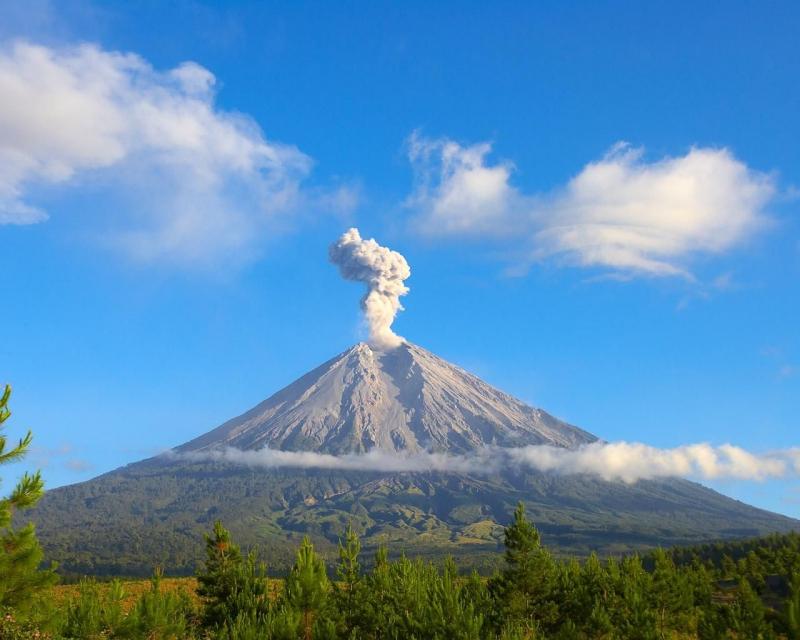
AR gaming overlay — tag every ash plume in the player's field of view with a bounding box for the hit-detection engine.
[329,228,411,349]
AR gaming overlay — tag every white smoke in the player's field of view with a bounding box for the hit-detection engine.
[176,441,800,484]
[329,228,411,350]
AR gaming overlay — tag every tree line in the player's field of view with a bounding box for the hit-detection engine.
[2,384,800,639]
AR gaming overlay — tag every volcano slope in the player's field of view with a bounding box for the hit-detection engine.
[30,342,798,576]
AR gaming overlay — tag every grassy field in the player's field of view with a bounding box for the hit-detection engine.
[49,577,201,612]
[49,576,288,613]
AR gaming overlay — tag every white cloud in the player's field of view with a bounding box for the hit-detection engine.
[407,134,775,278]
[506,442,790,483]
[406,132,519,235]
[24,442,93,474]
[178,447,492,475]
[0,40,349,266]
[177,441,800,484]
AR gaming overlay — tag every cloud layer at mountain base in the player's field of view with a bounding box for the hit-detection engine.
[177,441,800,483]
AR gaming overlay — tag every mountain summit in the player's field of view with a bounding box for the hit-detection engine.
[178,342,595,456]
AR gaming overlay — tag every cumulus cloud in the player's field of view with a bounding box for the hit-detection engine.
[407,134,775,278]
[177,441,800,484]
[406,132,519,235]
[0,40,350,265]
[329,228,411,350]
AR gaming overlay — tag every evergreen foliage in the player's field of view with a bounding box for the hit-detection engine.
[196,520,270,632]
[119,568,196,639]
[4,491,800,638]
[489,502,557,634]
[62,578,125,638]
[30,455,799,579]
[332,523,364,635]
[787,571,800,639]
[0,384,56,613]
[284,536,332,640]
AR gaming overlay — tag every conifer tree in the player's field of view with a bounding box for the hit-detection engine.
[786,571,800,640]
[334,523,364,634]
[360,544,392,639]
[614,555,658,640]
[489,502,557,633]
[433,556,484,639]
[120,568,196,639]
[284,535,331,640]
[649,548,693,638]
[197,520,243,628]
[581,552,615,637]
[197,520,270,631]
[729,577,771,639]
[0,384,56,612]
[62,578,126,638]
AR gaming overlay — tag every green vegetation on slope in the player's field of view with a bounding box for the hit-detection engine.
[0,384,57,612]
[3,507,800,639]
[29,457,799,578]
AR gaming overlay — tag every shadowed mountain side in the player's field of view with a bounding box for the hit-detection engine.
[30,457,799,577]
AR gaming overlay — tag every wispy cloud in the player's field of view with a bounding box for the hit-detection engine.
[24,442,93,474]
[177,447,487,474]
[406,133,775,279]
[176,441,800,484]
[760,346,797,380]
[778,365,797,379]
[0,40,355,267]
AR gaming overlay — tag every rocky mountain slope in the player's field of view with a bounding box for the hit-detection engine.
[178,342,595,455]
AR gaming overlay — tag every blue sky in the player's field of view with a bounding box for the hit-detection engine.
[1,1,798,517]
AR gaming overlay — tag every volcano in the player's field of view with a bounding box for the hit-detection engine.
[30,342,798,576]
[178,342,595,455]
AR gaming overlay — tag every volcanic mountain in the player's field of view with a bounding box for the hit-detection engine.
[177,342,595,456]
[30,342,798,576]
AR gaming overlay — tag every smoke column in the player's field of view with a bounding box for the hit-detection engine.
[329,228,411,350]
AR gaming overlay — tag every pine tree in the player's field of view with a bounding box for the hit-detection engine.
[334,523,364,635]
[614,555,658,640]
[197,520,270,631]
[649,548,693,638]
[786,571,800,640]
[360,544,392,639]
[63,578,125,638]
[428,556,484,640]
[119,568,196,639]
[489,502,557,633]
[284,535,331,640]
[197,520,243,628]
[729,577,771,639]
[0,384,57,612]
[581,552,615,637]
